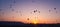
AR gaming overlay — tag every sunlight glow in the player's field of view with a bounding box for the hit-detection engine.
[32,19,38,24]
[34,21,37,24]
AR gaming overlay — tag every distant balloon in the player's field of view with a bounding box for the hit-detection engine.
[12,9,14,11]
[49,9,51,12]
[38,11,40,13]
[12,16,14,18]
[32,0,35,3]
[36,10,37,12]
[33,10,37,13]
[34,10,35,13]
[20,13,22,16]
[56,11,58,13]
[0,9,2,11]
[10,4,12,8]
[27,18,29,20]
[19,11,22,16]
[30,12,32,14]
[13,0,16,4]
[54,8,58,13]
[54,8,56,10]
[20,14,22,16]
[16,11,19,13]
[2,12,4,15]
[19,11,22,13]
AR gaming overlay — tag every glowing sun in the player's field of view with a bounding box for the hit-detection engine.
[32,20,38,24]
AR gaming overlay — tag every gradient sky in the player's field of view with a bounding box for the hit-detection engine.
[0,0,60,24]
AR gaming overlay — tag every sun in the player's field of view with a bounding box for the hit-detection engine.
[33,21,37,24]
[33,20,38,24]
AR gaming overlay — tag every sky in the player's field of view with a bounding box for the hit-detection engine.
[0,0,60,24]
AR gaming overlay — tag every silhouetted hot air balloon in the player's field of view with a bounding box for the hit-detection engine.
[54,8,58,13]
[19,11,22,16]
[30,12,32,14]
[34,10,36,13]
[49,9,51,12]
[54,8,56,10]
[27,18,29,20]
[36,9,37,12]
[20,13,22,16]
[12,16,14,18]
[13,0,16,4]
[38,11,40,13]
[10,4,12,8]
[0,9,2,11]
[12,9,14,11]
[2,12,4,15]
[56,11,58,13]
[20,14,22,16]
[33,10,37,13]
[16,11,19,13]
[32,0,35,3]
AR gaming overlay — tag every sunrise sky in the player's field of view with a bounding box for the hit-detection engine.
[0,0,60,24]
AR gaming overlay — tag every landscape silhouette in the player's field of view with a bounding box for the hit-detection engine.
[0,21,60,27]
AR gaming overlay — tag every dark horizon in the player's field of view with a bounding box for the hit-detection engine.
[0,21,60,27]
[0,21,60,24]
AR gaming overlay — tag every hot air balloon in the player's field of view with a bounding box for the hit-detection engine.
[34,10,36,13]
[56,11,58,13]
[10,4,12,8]
[0,9,2,11]
[2,12,4,15]
[49,9,51,12]
[33,10,37,13]
[54,8,56,10]
[16,11,19,13]
[32,0,35,3]
[54,8,58,13]
[12,9,14,11]
[19,11,22,16]
[35,9,37,12]
[38,11,40,13]
[27,18,29,20]
[20,13,22,16]
[13,0,16,4]
[12,16,14,18]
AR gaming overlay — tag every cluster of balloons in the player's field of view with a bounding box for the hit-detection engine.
[48,8,57,13]
[27,8,58,22]
[27,9,40,22]
[9,0,16,11]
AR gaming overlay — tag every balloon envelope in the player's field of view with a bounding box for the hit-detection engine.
[54,8,56,10]
[27,18,29,20]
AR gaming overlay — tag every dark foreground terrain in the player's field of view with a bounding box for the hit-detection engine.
[0,21,60,27]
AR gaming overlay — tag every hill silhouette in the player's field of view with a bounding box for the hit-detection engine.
[0,21,60,27]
